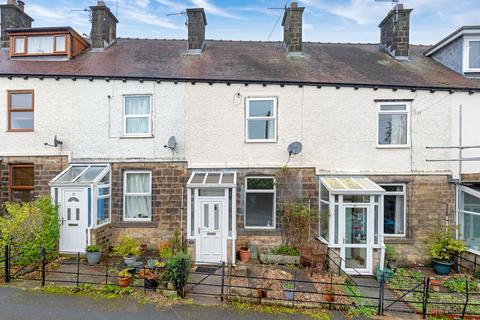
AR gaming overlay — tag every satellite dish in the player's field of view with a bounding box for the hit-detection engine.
[44,135,63,148]
[164,136,177,150]
[287,141,302,156]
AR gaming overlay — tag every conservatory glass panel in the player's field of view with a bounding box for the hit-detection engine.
[191,173,206,184]
[319,201,329,241]
[76,166,107,183]
[56,166,89,183]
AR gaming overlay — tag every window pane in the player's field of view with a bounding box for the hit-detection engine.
[98,187,110,196]
[190,189,195,236]
[469,41,480,69]
[378,113,407,145]
[384,194,405,235]
[126,117,149,134]
[10,112,34,130]
[374,205,379,244]
[55,36,66,52]
[345,248,367,269]
[14,37,25,53]
[380,104,407,112]
[248,119,275,140]
[97,197,110,225]
[125,195,151,219]
[247,178,274,190]
[460,211,480,252]
[249,100,274,117]
[12,166,34,186]
[77,166,106,183]
[320,183,330,202]
[245,193,274,227]
[319,201,329,241]
[383,185,404,192]
[56,166,88,183]
[462,191,480,214]
[334,205,339,244]
[198,188,225,197]
[343,195,370,203]
[12,190,34,203]
[27,36,54,54]
[125,96,150,115]
[126,173,150,193]
[11,93,33,110]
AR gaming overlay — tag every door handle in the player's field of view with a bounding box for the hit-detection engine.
[61,217,65,225]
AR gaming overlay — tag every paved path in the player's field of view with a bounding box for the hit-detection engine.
[0,286,340,320]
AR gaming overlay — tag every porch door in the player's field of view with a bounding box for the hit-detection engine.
[340,206,373,274]
[59,189,87,253]
[198,200,225,263]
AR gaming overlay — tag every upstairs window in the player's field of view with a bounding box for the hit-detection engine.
[377,102,410,147]
[8,90,34,131]
[13,35,67,55]
[124,95,152,136]
[246,98,277,142]
[9,164,34,203]
[465,38,480,72]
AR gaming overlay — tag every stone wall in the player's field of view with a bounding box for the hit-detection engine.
[0,156,68,207]
[108,162,188,248]
[91,224,114,252]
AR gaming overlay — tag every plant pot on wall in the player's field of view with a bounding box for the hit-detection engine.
[432,260,454,276]
[238,247,251,263]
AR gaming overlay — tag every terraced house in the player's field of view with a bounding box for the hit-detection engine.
[0,0,479,275]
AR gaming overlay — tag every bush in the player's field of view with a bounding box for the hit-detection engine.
[112,235,141,257]
[86,245,100,253]
[426,225,466,262]
[0,197,59,264]
[271,246,299,256]
[279,201,316,249]
[162,251,192,289]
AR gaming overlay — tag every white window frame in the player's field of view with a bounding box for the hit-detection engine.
[245,97,277,143]
[379,183,406,237]
[376,101,410,148]
[123,170,152,222]
[457,185,480,254]
[463,36,480,73]
[244,176,276,229]
[123,94,153,137]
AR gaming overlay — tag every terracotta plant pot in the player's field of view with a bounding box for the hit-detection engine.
[238,247,251,262]
[118,276,132,287]
[325,293,335,303]
[140,244,148,252]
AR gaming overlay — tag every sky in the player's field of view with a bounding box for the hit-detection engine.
[22,0,480,45]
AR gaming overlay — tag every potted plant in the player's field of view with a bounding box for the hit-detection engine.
[118,268,133,287]
[85,245,102,265]
[162,251,192,292]
[325,287,335,303]
[158,240,173,260]
[139,269,159,290]
[385,244,397,270]
[147,259,159,270]
[238,241,251,263]
[282,282,295,301]
[426,225,466,276]
[113,235,141,265]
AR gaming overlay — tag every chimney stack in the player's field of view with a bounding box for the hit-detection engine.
[282,2,304,56]
[0,0,33,48]
[186,8,207,54]
[89,1,118,49]
[378,4,413,60]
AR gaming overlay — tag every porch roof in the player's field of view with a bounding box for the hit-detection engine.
[187,172,237,188]
[320,176,385,194]
[50,164,110,186]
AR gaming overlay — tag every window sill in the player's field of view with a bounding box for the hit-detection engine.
[238,228,281,236]
[245,140,278,144]
[120,135,154,139]
[376,145,410,149]
[7,129,34,133]
[384,237,414,244]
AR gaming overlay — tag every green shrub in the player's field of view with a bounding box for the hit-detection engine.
[442,275,479,293]
[426,225,466,262]
[385,244,396,261]
[270,245,299,256]
[0,197,59,265]
[162,251,192,289]
[112,235,141,257]
[347,306,376,318]
[86,245,100,253]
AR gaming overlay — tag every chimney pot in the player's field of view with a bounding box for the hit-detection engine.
[291,2,298,8]
[378,5,412,60]
[186,8,207,54]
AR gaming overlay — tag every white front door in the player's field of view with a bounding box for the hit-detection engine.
[60,189,87,253]
[340,205,373,274]
[198,200,226,263]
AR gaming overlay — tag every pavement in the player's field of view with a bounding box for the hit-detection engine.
[0,286,343,320]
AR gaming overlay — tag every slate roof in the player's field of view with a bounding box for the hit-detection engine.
[1,38,479,90]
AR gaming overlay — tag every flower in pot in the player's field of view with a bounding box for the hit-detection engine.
[85,245,102,265]
[113,235,141,266]
[147,259,159,270]
[238,242,251,263]
[385,244,397,270]
[426,225,466,276]
[282,282,295,301]
[139,269,159,290]
[118,268,133,287]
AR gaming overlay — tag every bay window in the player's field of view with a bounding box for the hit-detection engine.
[245,177,276,228]
[124,171,152,221]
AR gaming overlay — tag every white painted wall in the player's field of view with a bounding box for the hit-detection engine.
[0,78,73,157]
[185,83,476,175]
